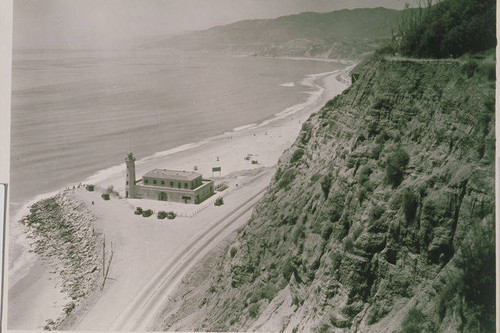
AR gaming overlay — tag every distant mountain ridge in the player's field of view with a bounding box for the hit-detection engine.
[145,8,401,59]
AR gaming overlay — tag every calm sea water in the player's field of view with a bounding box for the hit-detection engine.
[11,50,345,211]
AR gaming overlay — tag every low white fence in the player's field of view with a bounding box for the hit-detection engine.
[176,186,234,218]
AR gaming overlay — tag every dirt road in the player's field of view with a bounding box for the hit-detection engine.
[67,169,271,331]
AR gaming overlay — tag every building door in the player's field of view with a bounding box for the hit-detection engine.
[158,192,167,201]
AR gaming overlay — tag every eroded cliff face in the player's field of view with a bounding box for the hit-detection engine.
[158,57,495,332]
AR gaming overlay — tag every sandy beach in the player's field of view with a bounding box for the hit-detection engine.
[6,65,353,331]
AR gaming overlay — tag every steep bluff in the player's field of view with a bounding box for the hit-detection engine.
[157,57,495,332]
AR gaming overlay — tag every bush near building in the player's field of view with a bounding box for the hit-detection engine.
[142,209,153,217]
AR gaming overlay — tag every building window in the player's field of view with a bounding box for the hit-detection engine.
[161,180,165,185]
[170,181,174,187]
[153,180,157,185]
[144,179,148,184]
[126,181,129,185]
[184,183,188,189]
[178,183,181,189]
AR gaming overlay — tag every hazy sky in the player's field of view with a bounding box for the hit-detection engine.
[14,0,412,50]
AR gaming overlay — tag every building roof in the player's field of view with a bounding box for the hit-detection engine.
[142,169,202,181]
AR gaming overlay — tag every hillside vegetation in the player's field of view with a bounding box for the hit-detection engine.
[155,55,495,332]
[394,0,496,58]
[145,8,401,59]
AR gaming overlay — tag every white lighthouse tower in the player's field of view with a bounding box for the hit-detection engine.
[125,151,136,198]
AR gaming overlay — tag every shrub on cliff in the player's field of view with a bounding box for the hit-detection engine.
[371,144,384,160]
[300,123,313,144]
[282,259,295,281]
[358,187,368,204]
[386,148,410,187]
[64,302,75,315]
[358,165,372,184]
[278,169,296,190]
[321,225,333,241]
[293,224,306,244]
[249,285,277,303]
[402,189,418,223]
[400,307,436,333]
[274,167,283,182]
[248,303,260,318]
[291,149,305,164]
[310,173,321,183]
[369,205,385,222]
[321,174,333,198]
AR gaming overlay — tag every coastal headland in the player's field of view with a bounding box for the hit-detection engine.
[6,64,353,330]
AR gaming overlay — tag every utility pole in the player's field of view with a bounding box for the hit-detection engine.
[101,240,114,290]
[102,235,106,277]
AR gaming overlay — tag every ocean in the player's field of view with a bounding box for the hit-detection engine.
[8,49,349,310]
[10,49,346,212]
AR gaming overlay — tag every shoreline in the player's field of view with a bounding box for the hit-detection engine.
[8,64,351,224]
[6,64,354,330]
